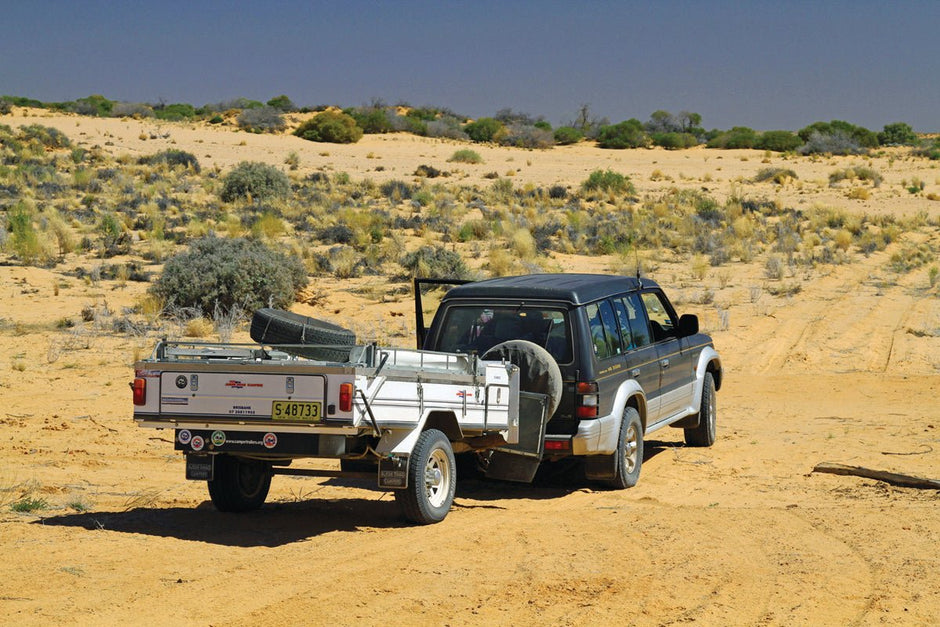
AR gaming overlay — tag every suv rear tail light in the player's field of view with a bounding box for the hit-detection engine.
[339,383,354,412]
[575,381,599,418]
[131,378,147,406]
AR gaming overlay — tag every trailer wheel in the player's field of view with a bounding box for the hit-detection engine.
[250,308,356,362]
[395,429,456,524]
[207,455,272,512]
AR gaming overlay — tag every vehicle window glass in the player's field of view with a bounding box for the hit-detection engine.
[598,300,623,356]
[613,297,635,350]
[585,303,610,359]
[435,305,571,363]
[623,294,652,348]
[641,292,676,342]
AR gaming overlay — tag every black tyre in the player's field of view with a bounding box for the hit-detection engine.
[395,429,456,524]
[685,372,716,447]
[482,339,563,419]
[250,308,356,362]
[604,407,643,489]
[207,455,272,512]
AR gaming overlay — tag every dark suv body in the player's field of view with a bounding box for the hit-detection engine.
[422,273,722,485]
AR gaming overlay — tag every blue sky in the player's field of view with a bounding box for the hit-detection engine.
[2,1,938,131]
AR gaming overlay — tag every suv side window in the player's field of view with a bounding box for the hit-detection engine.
[615,295,651,349]
[641,291,677,342]
[586,301,622,359]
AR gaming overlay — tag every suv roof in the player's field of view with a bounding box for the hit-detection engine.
[443,273,660,306]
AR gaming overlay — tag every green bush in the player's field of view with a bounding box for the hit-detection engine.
[582,169,635,194]
[878,122,917,146]
[912,138,940,160]
[798,120,878,148]
[755,130,802,152]
[294,111,363,143]
[707,126,757,149]
[18,124,71,149]
[400,246,471,279]
[139,149,201,172]
[220,161,291,203]
[72,94,114,116]
[5,202,45,265]
[553,126,583,145]
[237,106,286,133]
[154,103,197,121]
[464,117,505,143]
[799,130,866,155]
[651,132,697,149]
[597,119,648,149]
[448,149,483,164]
[347,107,392,134]
[151,236,308,314]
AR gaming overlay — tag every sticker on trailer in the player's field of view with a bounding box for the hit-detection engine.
[175,375,187,389]
[210,430,226,447]
[262,433,278,449]
[178,429,192,445]
[191,435,205,451]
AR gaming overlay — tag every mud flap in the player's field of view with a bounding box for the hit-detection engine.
[186,453,214,480]
[378,455,409,489]
[485,392,548,483]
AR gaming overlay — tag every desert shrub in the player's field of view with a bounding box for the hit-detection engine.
[755,130,802,152]
[448,149,483,164]
[18,124,71,148]
[911,138,940,160]
[5,202,47,265]
[548,185,567,199]
[347,107,393,134]
[553,126,583,145]
[754,167,798,184]
[318,223,355,245]
[400,245,471,279]
[828,166,882,187]
[0,98,11,115]
[878,122,917,146]
[499,124,554,149]
[651,132,697,149]
[799,130,866,155]
[581,169,635,195]
[98,212,130,257]
[596,119,648,149]
[764,255,785,279]
[151,236,307,314]
[139,149,200,172]
[889,243,934,273]
[111,102,154,117]
[425,118,468,140]
[380,179,413,201]
[798,120,878,147]
[707,126,757,149]
[464,117,505,143]
[220,161,290,203]
[414,164,442,178]
[266,94,296,112]
[294,111,363,143]
[154,103,197,121]
[237,106,286,133]
[72,94,114,116]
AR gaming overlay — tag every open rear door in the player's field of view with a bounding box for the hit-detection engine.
[413,277,472,349]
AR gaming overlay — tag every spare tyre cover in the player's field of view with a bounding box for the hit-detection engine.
[250,308,356,362]
[482,339,562,420]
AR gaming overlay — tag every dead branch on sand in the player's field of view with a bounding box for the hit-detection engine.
[812,462,940,490]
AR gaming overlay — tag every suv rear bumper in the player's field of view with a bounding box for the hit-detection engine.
[572,414,619,456]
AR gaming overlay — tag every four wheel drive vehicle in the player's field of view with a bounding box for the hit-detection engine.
[132,273,721,524]
[418,273,722,487]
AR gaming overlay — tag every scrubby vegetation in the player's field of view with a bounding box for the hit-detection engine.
[151,236,308,314]
[220,162,290,202]
[294,111,363,144]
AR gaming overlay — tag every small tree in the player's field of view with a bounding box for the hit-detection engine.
[582,169,635,194]
[266,94,296,112]
[553,126,583,145]
[878,122,917,146]
[293,111,363,143]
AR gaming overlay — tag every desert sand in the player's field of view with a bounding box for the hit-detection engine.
[1,109,938,625]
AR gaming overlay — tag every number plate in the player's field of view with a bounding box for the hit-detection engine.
[271,400,322,421]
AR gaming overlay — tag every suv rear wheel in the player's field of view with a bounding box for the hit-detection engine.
[605,407,643,489]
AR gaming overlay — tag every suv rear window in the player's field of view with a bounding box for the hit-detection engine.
[435,306,572,363]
